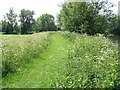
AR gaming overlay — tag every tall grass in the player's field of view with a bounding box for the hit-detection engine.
[2,31,119,88]
[2,32,49,77]
[59,32,119,88]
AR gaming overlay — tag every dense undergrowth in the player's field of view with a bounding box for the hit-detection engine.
[2,32,49,77]
[2,32,119,88]
[59,32,119,88]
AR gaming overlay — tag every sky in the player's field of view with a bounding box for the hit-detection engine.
[0,0,119,21]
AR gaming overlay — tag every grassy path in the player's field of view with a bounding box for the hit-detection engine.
[3,33,72,88]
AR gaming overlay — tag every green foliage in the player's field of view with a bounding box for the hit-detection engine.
[112,15,120,35]
[2,8,19,34]
[58,1,115,35]
[19,9,35,34]
[57,32,119,88]
[2,20,8,33]
[2,32,119,88]
[2,32,49,76]
[2,32,72,88]
[34,14,57,32]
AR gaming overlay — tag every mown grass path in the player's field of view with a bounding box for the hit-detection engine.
[3,33,72,88]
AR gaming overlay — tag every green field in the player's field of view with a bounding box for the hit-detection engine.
[2,32,119,88]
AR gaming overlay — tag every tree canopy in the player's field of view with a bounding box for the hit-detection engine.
[2,8,18,34]
[19,9,35,34]
[34,14,57,32]
[57,0,117,35]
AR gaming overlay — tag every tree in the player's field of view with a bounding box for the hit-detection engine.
[116,16,120,35]
[2,20,8,33]
[19,9,35,34]
[58,0,115,35]
[34,14,56,32]
[2,8,18,34]
[111,15,120,35]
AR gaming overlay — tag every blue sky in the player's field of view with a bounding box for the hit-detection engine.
[0,0,119,21]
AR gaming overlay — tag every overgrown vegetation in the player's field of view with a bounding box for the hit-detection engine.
[57,32,119,88]
[2,32,49,76]
[2,32,72,88]
[2,32,119,88]
[1,0,119,89]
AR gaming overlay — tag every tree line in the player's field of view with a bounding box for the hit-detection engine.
[1,8,57,34]
[58,0,120,36]
[1,0,120,35]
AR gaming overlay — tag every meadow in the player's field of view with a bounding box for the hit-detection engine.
[2,32,119,88]
[2,32,49,76]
